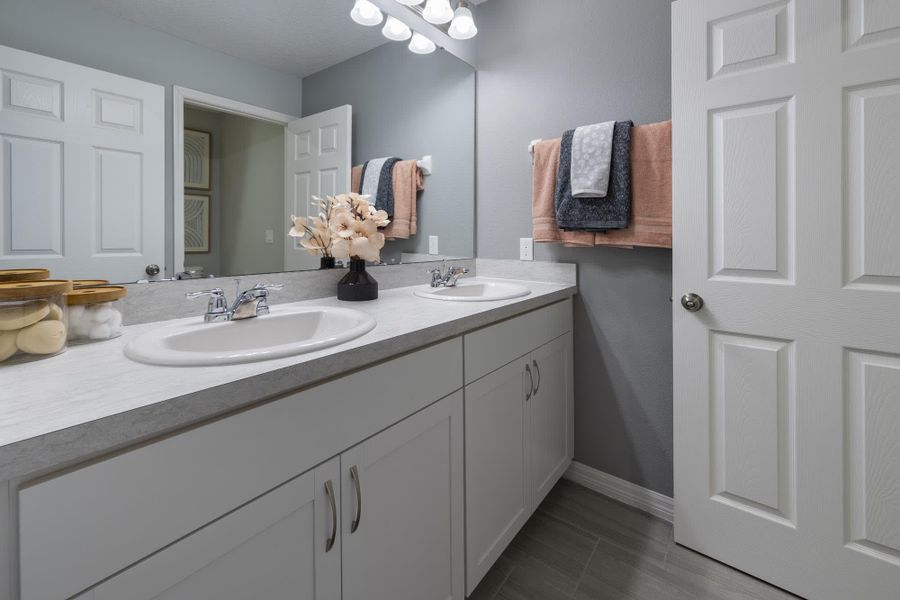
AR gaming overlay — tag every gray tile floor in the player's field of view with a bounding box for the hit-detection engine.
[469,479,800,600]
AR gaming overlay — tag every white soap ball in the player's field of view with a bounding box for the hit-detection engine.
[88,322,112,340]
[68,305,85,322]
[92,303,115,324]
[71,317,91,338]
[108,309,123,332]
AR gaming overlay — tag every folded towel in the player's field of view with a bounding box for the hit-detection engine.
[571,121,616,197]
[531,138,595,247]
[384,159,424,240]
[359,157,401,216]
[592,120,672,248]
[555,121,633,231]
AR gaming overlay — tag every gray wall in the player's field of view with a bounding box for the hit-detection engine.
[0,0,302,278]
[302,42,475,263]
[475,0,674,495]
[183,108,223,276]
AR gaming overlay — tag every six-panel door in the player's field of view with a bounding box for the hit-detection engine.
[341,392,465,600]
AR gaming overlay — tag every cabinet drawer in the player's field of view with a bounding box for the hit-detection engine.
[464,299,572,384]
[18,338,462,600]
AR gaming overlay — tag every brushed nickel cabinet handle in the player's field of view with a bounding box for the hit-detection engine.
[533,359,541,395]
[525,363,534,401]
[324,480,337,552]
[350,465,362,533]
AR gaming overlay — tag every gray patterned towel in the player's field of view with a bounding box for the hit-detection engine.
[571,121,616,197]
[359,157,401,216]
[555,121,633,231]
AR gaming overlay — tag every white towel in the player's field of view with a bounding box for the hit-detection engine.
[360,157,391,200]
[571,121,616,198]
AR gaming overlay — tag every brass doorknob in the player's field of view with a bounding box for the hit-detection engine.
[681,293,704,312]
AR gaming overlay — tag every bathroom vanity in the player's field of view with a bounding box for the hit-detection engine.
[0,270,575,600]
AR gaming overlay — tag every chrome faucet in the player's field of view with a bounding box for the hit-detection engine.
[186,282,283,323]
[428,263,469,288]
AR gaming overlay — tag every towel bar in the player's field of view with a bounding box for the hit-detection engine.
[417,155,433,176]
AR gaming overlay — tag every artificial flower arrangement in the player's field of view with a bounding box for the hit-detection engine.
[289,193,390,262]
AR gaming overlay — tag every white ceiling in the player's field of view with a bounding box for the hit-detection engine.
[83,0,392,77]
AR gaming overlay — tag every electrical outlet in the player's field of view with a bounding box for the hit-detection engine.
[429,236,439,255]
[519,237,534,261]
[265,229,275,244]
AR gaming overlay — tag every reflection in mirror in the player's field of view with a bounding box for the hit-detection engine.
[0,0,475,284]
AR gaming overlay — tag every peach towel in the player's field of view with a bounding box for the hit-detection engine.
[531,120,672,249]
[352,161,423,240]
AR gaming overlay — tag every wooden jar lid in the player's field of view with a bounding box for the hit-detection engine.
[0,280,73,300]
[0,269,50,283]
[66,286,127,306]
[72,279,111,289]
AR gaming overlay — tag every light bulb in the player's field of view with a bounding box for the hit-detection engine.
[395,0,424,5]
[408,32,437,54]
[382,16,412,41]
[448,6,477,39]
[350,0,383,26]
[422,0,453,24]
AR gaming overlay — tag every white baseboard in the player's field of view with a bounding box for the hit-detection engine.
[563,461,674,523]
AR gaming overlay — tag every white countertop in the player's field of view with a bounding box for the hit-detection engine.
[0,278,575,481]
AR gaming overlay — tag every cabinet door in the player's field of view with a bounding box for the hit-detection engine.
[341,392,464,600]
[89,459,341,600]
[529,333,574,508]
[464,359,531,595]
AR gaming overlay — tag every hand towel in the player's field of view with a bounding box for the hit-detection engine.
[571,121,616,197]
[555,121,634,231]
[383,159,424,240]
[531,138,595,247]
[592,120,672,248]
[359,157,401,216]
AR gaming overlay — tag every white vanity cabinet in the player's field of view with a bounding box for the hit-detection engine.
[463,299,574,594]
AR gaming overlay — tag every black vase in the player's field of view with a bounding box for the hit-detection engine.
[319,256,336,270]
[337,259,378,301]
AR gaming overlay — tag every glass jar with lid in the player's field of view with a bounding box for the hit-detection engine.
[0,280,72,363]
[66,286,127,343]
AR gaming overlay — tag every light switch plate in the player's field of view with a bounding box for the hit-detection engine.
[429,236,439,255]
[519,237,534,261]
[265,229,275,244]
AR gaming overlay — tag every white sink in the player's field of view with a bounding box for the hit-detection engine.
[125,306,376,366]
[413,279,531,302]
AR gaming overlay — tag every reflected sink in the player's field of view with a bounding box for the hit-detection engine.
[413,279,531,302]
[125,306,376,366]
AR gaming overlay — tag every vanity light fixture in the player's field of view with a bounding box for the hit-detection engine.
[382,16,413,41]
[448,0,477,39]
[422,0,454,25]
[409,31,437,54]
[350,0,383,26]
[395,0,425,5]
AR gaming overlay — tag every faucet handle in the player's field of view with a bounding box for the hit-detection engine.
[185,288,225,300]
[251,282,284,292]
[186,288,228,320]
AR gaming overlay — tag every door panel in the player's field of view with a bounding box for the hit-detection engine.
[0,44,164,281]
[90,459,341,600]
[342,392,464,600]
[464,360,530,594]
[284,105,351,271]
[674,1,900,598]
[529,333,574,509]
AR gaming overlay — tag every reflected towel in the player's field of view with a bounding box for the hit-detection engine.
[531,138,594,247]
[352,161,423,240]
[593,120,672,248]
[571,121,616,197]
[359,157,401,216]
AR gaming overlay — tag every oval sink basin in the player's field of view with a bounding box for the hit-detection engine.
[413,279,531,302]
[125,306,376,366]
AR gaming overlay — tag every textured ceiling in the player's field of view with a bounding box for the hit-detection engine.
[82,0,391,77]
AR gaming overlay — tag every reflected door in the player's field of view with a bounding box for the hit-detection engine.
[673,1,900,598]
[0,45,165,281]
[284,105,351,271]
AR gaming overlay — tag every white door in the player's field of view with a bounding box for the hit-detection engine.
[342,392,465,600]
[85,459,341,600]
[0,45,165,282]
[284,105,351,271]
[465,359,531,595]
[529,333,574,509]
[673,1,900,598]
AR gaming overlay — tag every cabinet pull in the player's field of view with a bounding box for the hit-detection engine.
[324,480,337,552]
[525,363,534,401]
[350,465,362,533]
[532,359,541,395]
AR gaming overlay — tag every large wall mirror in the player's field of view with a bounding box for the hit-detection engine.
[0,0,475,284]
